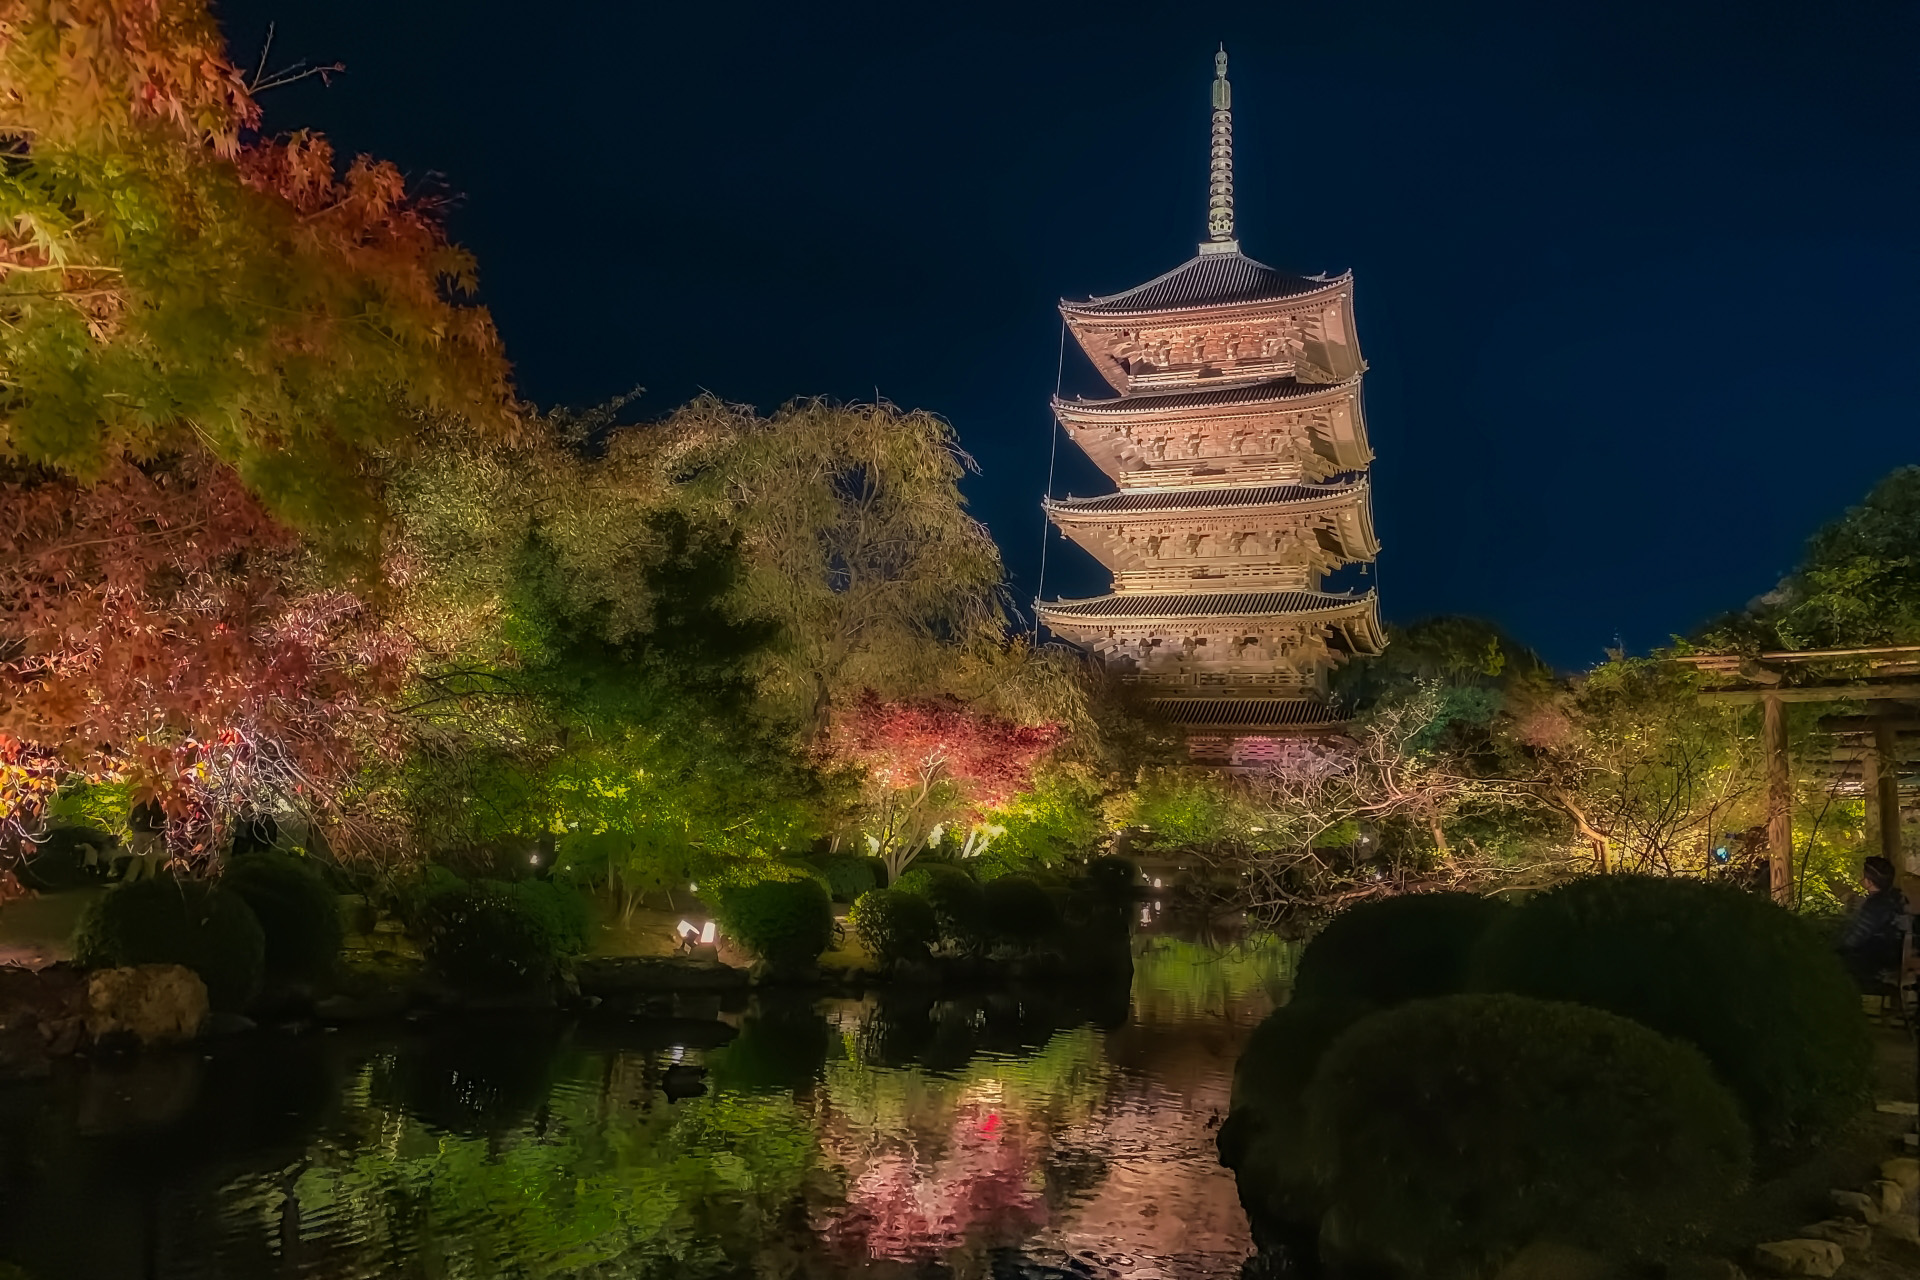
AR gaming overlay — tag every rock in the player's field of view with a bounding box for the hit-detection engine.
[1881,1158,1920,1194]
[1492,1241,1611,1280]
[1753,1240,1844,1277]
[1798,1220,1872,1253]
[1830,1189,1884,1225]
[1879,1214,1920,1246]
[1668,1257,1748,1280]
[574,955,750,997]
[1868,1179,1907,1215]
[85,965,208,1046]
[660,1063,707,1100]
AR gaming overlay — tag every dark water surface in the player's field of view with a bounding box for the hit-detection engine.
[0,938,1291,1280]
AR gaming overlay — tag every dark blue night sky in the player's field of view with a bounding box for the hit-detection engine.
[214,0,1920,669]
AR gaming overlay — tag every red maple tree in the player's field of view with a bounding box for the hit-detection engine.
[0,453,406,858]
[826,692,1062,877]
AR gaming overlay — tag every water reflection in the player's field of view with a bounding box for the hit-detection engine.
[0,937,1295,1279]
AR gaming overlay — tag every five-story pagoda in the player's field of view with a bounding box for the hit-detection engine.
[1036,48,1384,764]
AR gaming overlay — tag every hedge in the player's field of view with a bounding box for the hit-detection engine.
[715,877,835,969]
[222,851,343,983]
[814,854,879,903]
[75,877,266,1011]
[981,875,1060,947]
[895,863,987,951]
[412,876,584,993]
[1304,994,1750,1277]
[850,888,939,965]
[1472,874,1871,1146]
[1293,891,1510,1008]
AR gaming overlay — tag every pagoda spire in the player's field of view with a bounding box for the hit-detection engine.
[1205,45,1236,248]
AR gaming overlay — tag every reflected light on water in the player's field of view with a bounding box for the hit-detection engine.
[0,935,1298,1280]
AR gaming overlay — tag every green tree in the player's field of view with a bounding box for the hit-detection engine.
[672,397,1006,735]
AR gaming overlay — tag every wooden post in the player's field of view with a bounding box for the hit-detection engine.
[1764,692,1792,904]
[1874,715,1903,867]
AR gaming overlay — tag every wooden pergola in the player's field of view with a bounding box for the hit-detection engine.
[1678,646,1920,903]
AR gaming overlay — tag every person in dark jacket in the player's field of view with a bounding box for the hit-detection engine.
[1839,856,1909,990]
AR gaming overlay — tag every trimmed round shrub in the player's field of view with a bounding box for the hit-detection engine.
[815,854,879,903]
[509,878,590,955]
[1293,891,1510,1007]
[413,879,565,993]
[75,877,266,1011]
[896,863,987,950]
[715,877,835,969]
[17,825,116,891]
[1218,996,1379,1237]
[1304,994,1750,1277]
[982,875,1061,947]
[850,888,939,964]
[221,852,343,983]
[1472,874,1871,1146]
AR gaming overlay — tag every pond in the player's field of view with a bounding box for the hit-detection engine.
[0,936,1294,1280]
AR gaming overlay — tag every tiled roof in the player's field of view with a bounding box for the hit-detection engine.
[1151,697,1344,729]
[1038,589,1375,620]
[1056,377,1356,416]
[1048,479,1364,517]
[1063,250,1342,318]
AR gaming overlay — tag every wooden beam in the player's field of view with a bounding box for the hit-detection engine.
[1699,682,1920,705]
[1764,692,1792,905]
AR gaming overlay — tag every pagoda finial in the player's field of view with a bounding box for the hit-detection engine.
[1206,44,1236,247]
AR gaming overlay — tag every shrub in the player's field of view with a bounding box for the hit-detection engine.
[221,852,343,983]
[17,825,116,892]
[1218,996,1378,1237]
[1304,994,1750,1277]
[1293,891,1510,1007]
[75,877,266,1011]
[896,863,987,950]
[850,888,939,965]
[1472,874,1871,1146]
[982,875,1061,947]
[815,854,878,903]
[413,879,567,993]
[509,877,590,954]
[715,877,834,969]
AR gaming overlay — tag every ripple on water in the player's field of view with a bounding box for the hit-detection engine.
[0,953,1279,1279]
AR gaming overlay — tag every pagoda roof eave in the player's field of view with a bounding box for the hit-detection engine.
[1052,375,1362,421]
[1036,587,1378,624]
[1044,477,1370,522]
[1037,589,1385,656]
[1058,249,1352,323]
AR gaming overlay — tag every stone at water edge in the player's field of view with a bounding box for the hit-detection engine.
[1830,1189,1884,1226]
[1797,1220,1872,1253]
[1753,1241,1844,1278]
[1867,1179,1907,1215]
[85,965,208,1046]
[1880,1215,1920,1247]
[1879,1158,1920,1194]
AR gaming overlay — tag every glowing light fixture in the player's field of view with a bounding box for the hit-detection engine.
[699,921,716,945]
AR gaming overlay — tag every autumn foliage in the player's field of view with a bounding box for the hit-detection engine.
[0,454,403,852]
[826,692,1062,875]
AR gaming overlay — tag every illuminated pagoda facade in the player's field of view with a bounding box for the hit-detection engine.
[1036,48,1384,764]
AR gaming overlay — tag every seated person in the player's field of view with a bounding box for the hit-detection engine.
[1838,856,1909,990]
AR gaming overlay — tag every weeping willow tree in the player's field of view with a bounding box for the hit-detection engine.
[669,397,1009,736]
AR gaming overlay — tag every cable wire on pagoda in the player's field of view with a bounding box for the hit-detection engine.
[1033,317,1068,638]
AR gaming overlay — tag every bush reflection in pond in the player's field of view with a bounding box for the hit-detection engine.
[0,964,1262,1278]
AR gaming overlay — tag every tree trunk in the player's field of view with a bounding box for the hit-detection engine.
[1763,692,1792,905]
